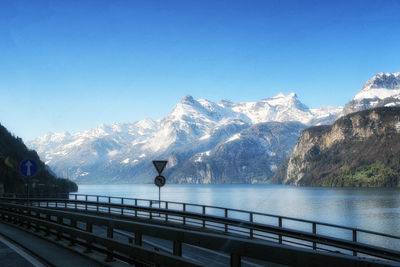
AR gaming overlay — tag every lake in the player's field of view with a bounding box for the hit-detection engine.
[76,184,400,249]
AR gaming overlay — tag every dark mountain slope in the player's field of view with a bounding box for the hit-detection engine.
[0,123,77,194]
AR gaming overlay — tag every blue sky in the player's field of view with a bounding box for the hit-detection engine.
[1,0,399,141]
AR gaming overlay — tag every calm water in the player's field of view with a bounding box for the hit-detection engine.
[77,184,400,248]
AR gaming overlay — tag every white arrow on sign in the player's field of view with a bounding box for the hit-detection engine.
[25,160,33,177]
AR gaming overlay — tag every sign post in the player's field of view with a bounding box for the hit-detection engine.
[152,160,167,208]
[20,159,38,202]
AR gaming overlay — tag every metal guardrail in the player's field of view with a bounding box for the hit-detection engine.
[1,193,400,265]
[0,200,396,267]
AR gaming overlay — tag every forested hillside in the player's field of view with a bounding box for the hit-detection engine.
[0,123,77,195]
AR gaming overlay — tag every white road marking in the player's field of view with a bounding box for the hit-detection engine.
[0,235,46,267]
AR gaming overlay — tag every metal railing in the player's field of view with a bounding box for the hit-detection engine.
[1,193,399,264]
[0,200,395,267]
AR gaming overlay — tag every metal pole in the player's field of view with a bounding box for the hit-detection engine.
[158,187,161,208]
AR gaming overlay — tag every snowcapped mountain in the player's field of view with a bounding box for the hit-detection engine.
[343,72,400,115]
[28,93,341,184]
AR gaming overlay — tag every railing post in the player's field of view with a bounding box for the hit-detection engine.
[353,229,357,256]
[56,216,63,241]
[165,202,169,222]
[84,222,93,253]
[203,206,206,228]
[133,199,137,217]
[249,213,253,238]
[150,200,153,219]
[183,204,186,225]
[35,212,41,232]
[108,197,111,214]
[173,240,182,256]
[230,253,241,267]
[96,196,99,212]
[105,224,115,262]
[85,195,88,210]
[279,217,283,244]
[225,209,228,233]
[107,224,114,239]
[45,214,51,236]
[75,195,77,209]
[69,219,77,246]
[312,222,317,250]
[135,232,142,246]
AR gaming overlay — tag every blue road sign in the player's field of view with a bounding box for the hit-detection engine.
[20,159,38,177]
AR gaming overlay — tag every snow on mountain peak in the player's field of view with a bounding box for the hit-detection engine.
[354,72,400,100]
[29,92,343,179]
[181,94,196,104]
[340,72,400,116]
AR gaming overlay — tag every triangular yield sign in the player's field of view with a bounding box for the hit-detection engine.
[152,160,168,175]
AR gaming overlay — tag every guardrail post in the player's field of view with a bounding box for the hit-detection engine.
[134,199,138,217]
[45,214,51,236]
[84,222,93,253]
[69,219,77,246]
[312,223,317,250]
[279,217,283,244]
[173,240,182,256]
[75,195,77,209]
[183,204,186,225]
[249,213,253,238]
[202,206,206,228]
[107,225,114,239]
[150,200,153,219]
[105,224,115,262]
[26,210,32,229]
[165,202,169,222]
[353,229,357,256]
[225,209,229,233]
[135,232,142,246]
[18,209,24,226]
[230,253,241,267]
[85,195,88,210]
[56,216,63,241]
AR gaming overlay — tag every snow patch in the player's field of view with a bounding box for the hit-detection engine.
[394,122,400,133]
[226,133,240,143]
[108,150,119,157]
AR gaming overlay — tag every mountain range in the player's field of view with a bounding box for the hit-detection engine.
[28,72,400,184]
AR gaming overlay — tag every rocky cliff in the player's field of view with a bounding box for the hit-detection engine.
[275,107,400,187]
